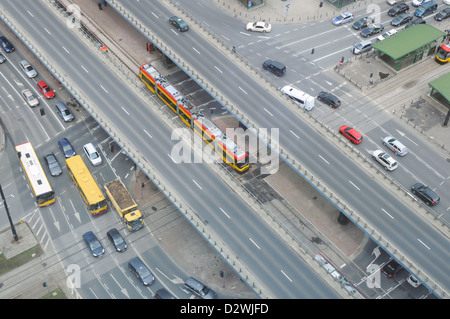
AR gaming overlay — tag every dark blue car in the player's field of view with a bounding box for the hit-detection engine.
[0,36,14,53]
[58,138,76,158]
[82,231,105,257]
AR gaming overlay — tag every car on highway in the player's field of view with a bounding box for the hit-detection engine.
[387,0,405,4]
[382,259,403,277]
[19,60,37,78]
[377,29,398,42]
[184,277,217,299]
[55,102,74,122]
[391,13,413,26]
[106,228,127,252]
[404,17,426,28]
[317,91,340,108]
[246,21,272,32]
[262,60,286,76]
[434,8,450,21]
[82,231,104,257]
[83,142,102,166]
[339,125,363,144]
[372,150,398,171]
[128,257,154,286]
[412,0,431,6]
[332,12,354,25]
[388,3,410,16]
[37,81,55,99]
[43,152,62,177]
[58,137,76,158]
[352,17,373,30]
[382,136,408,156]
[21,89,39,107]
[407,275,421,288]
[154,288,175,299]
[0,52,5,64]
[0,36,14,53]
[411,183,440,206]
[360,24,384,37]
[169,16,189,32]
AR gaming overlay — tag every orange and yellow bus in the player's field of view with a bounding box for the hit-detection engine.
[436,42,450,64]
[66,155,107,216]
[15,142,56,207]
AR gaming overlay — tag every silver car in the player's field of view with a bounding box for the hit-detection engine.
[382,136,408,156]
[0,52,5,64]
[55,102,74,122]
[43,152,62,176]
[19,60,37,78]
[83,143,102,166]
[21,89,39,107]
[372,150,398,171]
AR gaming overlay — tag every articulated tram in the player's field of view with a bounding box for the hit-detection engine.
[139,63,250,173]
[435,42,450,64]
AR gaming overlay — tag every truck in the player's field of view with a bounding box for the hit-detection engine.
[104,179,143,231]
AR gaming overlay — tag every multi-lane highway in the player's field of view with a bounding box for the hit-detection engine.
[107,0,450,296]
[0,0,343,298]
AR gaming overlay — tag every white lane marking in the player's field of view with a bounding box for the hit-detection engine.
[318,155,329,164]
[381,208,394,219]
[264,108,273,116]
[349,180,360,191]
[143,129,152,139]
[290,130,299,139]
[214,66,223,73]
[121,107,129,115]
[417,238,430,250]
[192,47,200,55]
[239,87,248,94]
[219,207,230,219]
[249,237,261,250]
[280,269,293,283]
[100,85,108,93]
[192,179,202,190]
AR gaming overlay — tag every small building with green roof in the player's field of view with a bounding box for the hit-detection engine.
[372,24,446,71]
[428,72,450,110]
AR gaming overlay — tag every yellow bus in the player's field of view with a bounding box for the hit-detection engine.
[66,155,107,216]
[15,142,56,207]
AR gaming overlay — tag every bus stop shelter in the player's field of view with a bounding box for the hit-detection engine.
[428,72,450,125]
[372,24,446,71]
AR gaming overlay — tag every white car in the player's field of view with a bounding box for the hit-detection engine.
[407,275,421,288]
[21,89,39,107]
[83,143,102,166]
[387,0,405,5]
[19,60,37,78]
[412,0,431,6]
[377,29,398,42]
[372,150,398,171]
[382,136,408,156]
[246,21,271,32]
[444,0,450,5]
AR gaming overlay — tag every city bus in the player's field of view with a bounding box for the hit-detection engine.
[66,155,107,216]
[435,42,450,64]
[15,142,56,207]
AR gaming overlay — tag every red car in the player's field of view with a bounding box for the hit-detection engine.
[339,125,363,144]
[37,81,55,99]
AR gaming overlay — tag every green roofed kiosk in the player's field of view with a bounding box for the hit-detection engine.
[428,72,450,126]
[372,24,446,71]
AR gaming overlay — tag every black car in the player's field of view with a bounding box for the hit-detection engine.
[388,3,410,16]
[154,288,176,299]
[434,8,450,21]
[352,17,373,30]
[43,152,62,177]
[317,91,341,108]
[382,260,403,278]
[411,183,440,206]
[82,231,105,257]
[169,16,189,32]
[0,36,14,53]
[58,138,76,158]
[360,24,384,38]
[404,18,426,29]
[391,13,413,26]
[106,228,127,252]
[262,60,286,76]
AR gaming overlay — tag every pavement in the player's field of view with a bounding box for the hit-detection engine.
[0,0,449,299]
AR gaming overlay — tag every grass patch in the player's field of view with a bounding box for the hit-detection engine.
[40,287,67,299]
[0,245,43,277]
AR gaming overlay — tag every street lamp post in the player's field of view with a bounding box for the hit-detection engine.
[0,184,19,241]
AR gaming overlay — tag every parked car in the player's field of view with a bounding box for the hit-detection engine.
[332,12,354,25]
[382,136,408,156]
[58,138,76,158]
[43,152,62,177]
[339,125,363,144]
[21,89,39,107]
[412,0,431,6]
[407,275,421,288]
[55,102,74,122]
[391,13,413,26]
[388,3,410,16]
[382,259,403,277]
[128,257,154,286]
[262,60,286,76]
[404,18,426,28]
[246,21,272,32]
[184,277,217,299]
[106,228,127,252]
[168,16,189,32]
[19,60,37,78]
[352,17,373,30]
[434,7,450,21]
[377,29,398,42]
[0,36,14,53]
[0,52,5,64]
[83,142,102,166]
[154,288,176,299]
[411,183,440,206]
[317,91,341,108]
[372,150,398,171]
[37,81,55,99]
[387,0,405,4]
[360,24,384,37]
[82,231,105,257]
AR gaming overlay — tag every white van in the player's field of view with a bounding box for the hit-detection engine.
[281,85,315,111]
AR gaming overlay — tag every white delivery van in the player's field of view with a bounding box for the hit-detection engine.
[281,85,315,111]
